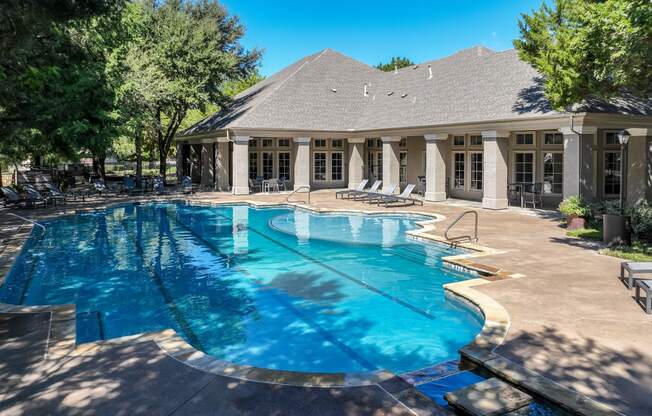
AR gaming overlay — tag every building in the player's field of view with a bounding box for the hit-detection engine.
[177,46,652,209]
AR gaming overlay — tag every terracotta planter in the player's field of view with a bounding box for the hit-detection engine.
[566,216,586,230]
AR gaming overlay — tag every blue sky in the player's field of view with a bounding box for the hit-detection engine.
[221,0,544,76]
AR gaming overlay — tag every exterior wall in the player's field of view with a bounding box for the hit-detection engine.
[405,136,426,187]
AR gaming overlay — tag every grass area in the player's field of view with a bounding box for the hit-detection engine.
[601,242,652,262]
[566,228,602,240]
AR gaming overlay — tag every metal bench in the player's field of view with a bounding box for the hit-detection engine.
[620,262,652,289]
[635,280,652,314]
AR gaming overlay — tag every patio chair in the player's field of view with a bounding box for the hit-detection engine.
[1,187,26,207]
[278,178,288,191]
[43,183,68,205]
[248,178,261,193]
[361,184,398,203]
[93,180,109,196]
[376,184,423,207]
[522,183,542,208]
[152,176,166,195]
[180,176,193,194]
[335,179,368,199]
[346,180,382,200]
[24,185,49,208]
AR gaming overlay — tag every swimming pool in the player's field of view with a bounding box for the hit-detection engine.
[0,202,483,374]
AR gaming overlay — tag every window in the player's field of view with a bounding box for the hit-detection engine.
[544,132,563,145]
[453,153,465,189]
[399,151,407,183]
[366,138,376,148]
[605,131,619,146]
[367,151,382,181]
[453,135,465,146]
[604,151,621,196]
[248,152,258,179]
[399,138,407,147]
[278,138,290,147]
[543,152,563,194]
[262,152,274,179]
[515,132,534,145]
[314,139,327,148]
[262,138,274,148]
[469,135,483,146]
[313,152,326,180]
[514,152,534,183]
[331,152,343,181]
[331,139,343,148]
[249,139,258,148]
[278,152,290,181]
[376,138,383,148]
[470,152,483,190]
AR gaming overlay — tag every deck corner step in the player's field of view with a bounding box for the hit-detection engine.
[444,377,532,416]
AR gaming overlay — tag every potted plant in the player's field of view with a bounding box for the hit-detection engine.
[559,196,591,230]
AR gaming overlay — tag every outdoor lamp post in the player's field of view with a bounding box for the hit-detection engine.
[616,129,630,211]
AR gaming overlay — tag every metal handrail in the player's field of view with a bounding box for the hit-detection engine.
[7,213,47,238]
[286,185,311,204]
[444,210,478,243]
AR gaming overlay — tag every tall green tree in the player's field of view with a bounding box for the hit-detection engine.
[129,0,260,179]
[376,56,414,72]
[514,0,652,110]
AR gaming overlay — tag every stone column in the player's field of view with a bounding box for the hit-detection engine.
[560,126,595,200]
[481,130,510,210]
[231,136,249,195]
[200,141,213,187]
[347,138,365,188]
[293,137,310,190]
[381,136,401,193]
[216,138,230,192]
[424,133,448,201]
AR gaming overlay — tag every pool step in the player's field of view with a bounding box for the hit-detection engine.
[444,377,533,416]
[77,311,105,342]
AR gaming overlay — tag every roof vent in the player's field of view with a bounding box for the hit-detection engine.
[401,93,408,98]
[387,91,394,96]
[363,83,369,97]
[412,65,419,69]
[428,65,433,80]
[331,88,337,93]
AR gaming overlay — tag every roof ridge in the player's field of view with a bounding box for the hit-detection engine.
[235,49,330,126]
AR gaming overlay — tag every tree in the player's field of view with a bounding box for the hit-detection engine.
[375,56,414,72]
[514,0,652,111]
[129,0,261,180]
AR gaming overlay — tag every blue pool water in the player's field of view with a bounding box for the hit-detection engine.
[0,202,483,374]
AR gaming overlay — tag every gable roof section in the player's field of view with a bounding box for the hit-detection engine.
[182,46,652,137]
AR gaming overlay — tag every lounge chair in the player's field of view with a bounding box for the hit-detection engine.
[44,182,69,204]
[152,176,166,195]
[24,185,49,208]
[621,262,652,289]
[376,184,423,207]
[1,187,26,207]
[123,176,143,195]
[179,176,193,194]
[347,180,382,200]
[360,184,398,203]
[335,179,369,199]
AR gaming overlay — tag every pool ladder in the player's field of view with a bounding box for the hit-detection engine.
[286,185,311,205]
[444,210,478,244]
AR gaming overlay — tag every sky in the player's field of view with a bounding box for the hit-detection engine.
[221,0,544,76]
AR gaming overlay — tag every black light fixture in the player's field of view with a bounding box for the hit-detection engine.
[616,129,631,146]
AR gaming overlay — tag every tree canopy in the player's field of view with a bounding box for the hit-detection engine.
[376,56,414,72]
[514,0,652,111]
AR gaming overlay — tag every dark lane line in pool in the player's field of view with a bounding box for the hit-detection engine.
[211,212,437,321]
[118,212,205,350]
[168,208,377,371]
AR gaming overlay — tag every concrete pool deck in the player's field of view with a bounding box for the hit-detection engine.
[0,190,650,415]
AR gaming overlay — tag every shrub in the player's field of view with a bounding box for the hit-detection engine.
[559,196,591,218]
[627,200,652,242]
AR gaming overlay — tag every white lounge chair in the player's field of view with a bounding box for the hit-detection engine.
[335,179,369,199]
[376,184,423,207]
[363,184,398,203]
[349,180,382,200]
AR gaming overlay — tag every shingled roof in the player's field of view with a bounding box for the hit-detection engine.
[181,46,652,137]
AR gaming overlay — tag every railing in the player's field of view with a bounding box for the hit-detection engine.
[286,185,311,205]
[7,213,47,238]
[444,210,478,243]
